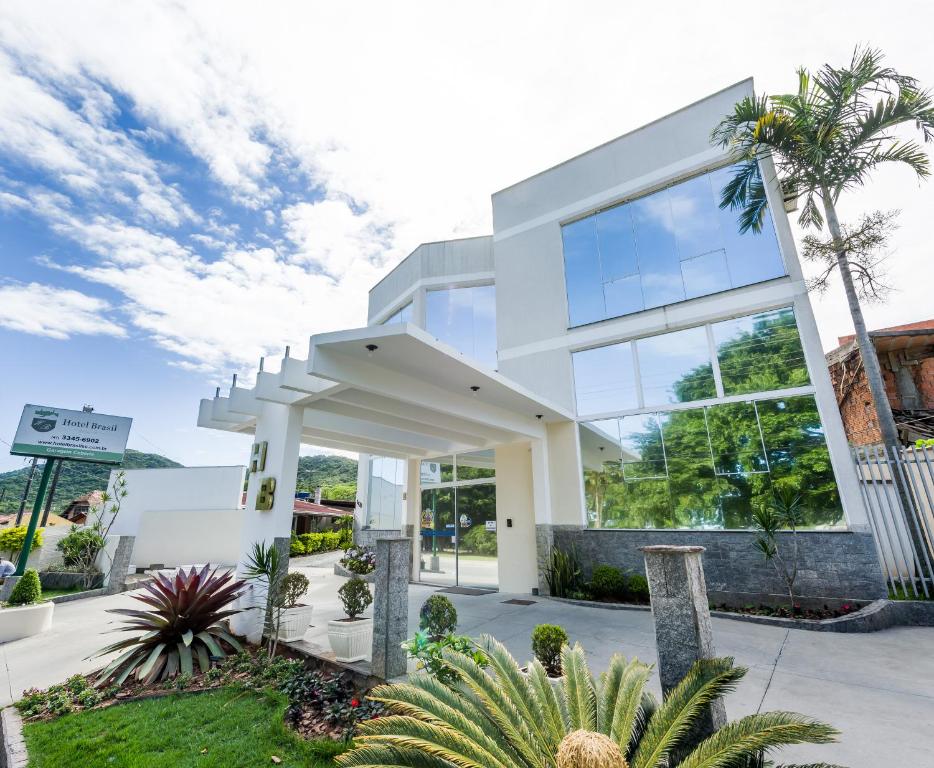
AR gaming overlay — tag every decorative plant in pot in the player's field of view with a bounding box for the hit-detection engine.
[328,576,373,663]
[0,569,54,643]
[529,623,568,679]
[275,572,314,643]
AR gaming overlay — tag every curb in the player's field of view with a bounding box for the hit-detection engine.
[544,596,934,633]
[1,707,26,768]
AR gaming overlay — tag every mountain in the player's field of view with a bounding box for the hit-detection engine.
[0,449,182,516]
[296,454,358,491]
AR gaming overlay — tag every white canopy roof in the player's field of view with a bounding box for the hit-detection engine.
[198,323,573,459]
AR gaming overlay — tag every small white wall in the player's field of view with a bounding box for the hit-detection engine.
[495,442,538,593]
[104,465,246,568]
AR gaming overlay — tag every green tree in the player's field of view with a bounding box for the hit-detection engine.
[711,46,934,565]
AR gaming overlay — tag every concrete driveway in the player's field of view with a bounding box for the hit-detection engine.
[2,560,932,767]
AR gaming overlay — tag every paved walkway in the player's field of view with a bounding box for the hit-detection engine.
[2,560,932,767]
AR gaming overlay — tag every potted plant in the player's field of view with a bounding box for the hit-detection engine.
[276,572,314,642]
[327,576,373,663]
[0,569,54,643]
[520,623,568,683]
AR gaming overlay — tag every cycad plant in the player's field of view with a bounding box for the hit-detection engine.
[95,565,244,686]
[338,637,839,768]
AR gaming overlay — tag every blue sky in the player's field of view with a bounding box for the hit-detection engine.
[1,1,933,473]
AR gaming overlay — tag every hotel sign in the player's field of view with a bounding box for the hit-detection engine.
[11,404,132,464]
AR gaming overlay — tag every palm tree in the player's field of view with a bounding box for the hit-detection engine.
[711,46,934,580]
[337,637,838,768]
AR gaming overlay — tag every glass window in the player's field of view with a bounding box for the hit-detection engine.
[572,342,638,416]
[426,284,497,369]
[366,456,405,529]
[580,395,843,531]
[562,217,605,326]
[383,302,413,325]
[637,326,716,406]
[561,162,786,327]
[713,307,810,395]
[456,449,496,481]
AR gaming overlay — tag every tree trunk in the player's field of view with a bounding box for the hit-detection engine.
[821,191,929,583]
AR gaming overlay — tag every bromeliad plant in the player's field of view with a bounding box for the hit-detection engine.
[338,637,840,768]
[95,565,244,686]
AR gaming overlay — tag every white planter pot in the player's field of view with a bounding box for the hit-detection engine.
[327,617,373,662]
[0,602,54,643]
[276,604,314,642]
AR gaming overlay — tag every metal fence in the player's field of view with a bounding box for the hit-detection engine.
[853,444,934,599]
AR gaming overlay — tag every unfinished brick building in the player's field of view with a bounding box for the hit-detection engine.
[826,319,934,446]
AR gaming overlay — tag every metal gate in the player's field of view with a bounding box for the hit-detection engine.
[853,444,934,598]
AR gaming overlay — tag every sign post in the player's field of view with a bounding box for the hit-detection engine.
[8,404,132,577]
[14,460,54,576]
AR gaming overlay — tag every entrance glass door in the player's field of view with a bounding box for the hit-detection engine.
[419,451,498,588]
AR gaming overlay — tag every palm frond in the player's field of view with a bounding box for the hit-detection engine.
[631,658,744,768]
[561,643,597,732]
[677,712,838,768]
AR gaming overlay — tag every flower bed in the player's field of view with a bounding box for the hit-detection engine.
[710,601,864,620]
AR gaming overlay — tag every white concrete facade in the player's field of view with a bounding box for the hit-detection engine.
[197,79,882,601]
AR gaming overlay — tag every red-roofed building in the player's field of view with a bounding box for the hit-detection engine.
[60,490,104,525]
[827,318,934,445]
[238,489,353,534]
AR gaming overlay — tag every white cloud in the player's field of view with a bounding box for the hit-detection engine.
[0,281,126,339]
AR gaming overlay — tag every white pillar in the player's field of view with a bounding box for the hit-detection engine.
[495,442,538,594]
[406,458,421,580]
[230,400,303,640]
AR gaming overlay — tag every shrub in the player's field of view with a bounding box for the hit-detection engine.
[589,565,626,599]
[57,527,104,568]
[8,568,42,606]
[402,630,488,685]
[279,666,383,738]
[544,545,581,598]
[281,572,309,608]
[419,595,457,641]
[340,545,375,575]
[531,624,568,676]
[338,577,372,620]
[95,565,244,685]
[299,531,342,555]
[289,534,306,557]
[626,573,650,604]
[459,525,497,556]
[17,674,112,720]
[0,526,44,560]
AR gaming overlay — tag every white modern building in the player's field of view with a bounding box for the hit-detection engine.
[199,80,885,602]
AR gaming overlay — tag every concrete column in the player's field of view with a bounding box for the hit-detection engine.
[495,442,538,594]
[405,458,421,581]
[371,537,410,679]
[103,535,136,595]
[641,545,726,733]
[231,400,303,640]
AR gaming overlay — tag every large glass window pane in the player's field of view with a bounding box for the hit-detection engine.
[638,326,716,406]
[572,342,638,416]
[708,166,785,288]
[618,413,667,479]
[681,250,731,300]
[456,449,496,481]
[670,172,724,261]
[706,402,768,475]
[383,302,413,325]
[631,188,685,309]
[562,217,605,326]
[580,420,622,528]
[713,307,810,395]
[455,484,498,587]
[596,204,639,282]
[420,455,454,485]
[366,456,404,529]
[604,274,644,317]
[426,284,497,369]
[420,487,456,585]
[757,396,843,527]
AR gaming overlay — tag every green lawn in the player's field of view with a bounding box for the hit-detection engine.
[23,688,343,768]
[39,587,82,601]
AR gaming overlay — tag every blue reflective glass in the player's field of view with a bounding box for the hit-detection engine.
[637,326,715,406]
[384,302,413,324]
[426,284,497,369]
[572,342,638,416]
[561,163,788,327]
[562,217,605,326]
[681,249,731,299]
[631,189,685,309]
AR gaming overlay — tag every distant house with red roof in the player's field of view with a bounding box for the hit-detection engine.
[60,491,104,525]
[238,488,353,534]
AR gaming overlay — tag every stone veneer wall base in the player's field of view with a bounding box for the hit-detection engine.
[538,525,887,601]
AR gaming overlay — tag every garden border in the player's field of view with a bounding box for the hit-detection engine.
[544,596,934,633]
[333,563,375,582]
[1,707,26,768]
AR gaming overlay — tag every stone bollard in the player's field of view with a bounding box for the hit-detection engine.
[104,535,136,595]
[640,545,726,733]
[371,537,410,679]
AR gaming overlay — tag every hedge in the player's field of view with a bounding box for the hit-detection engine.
[294,531,342,556]
[0,526,45,560]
